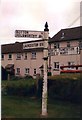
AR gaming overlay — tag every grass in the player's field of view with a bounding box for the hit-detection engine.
[1,73,81,118]
[2,95,80,118]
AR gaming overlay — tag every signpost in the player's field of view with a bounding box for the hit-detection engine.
[41,22,49,117]
[23,41,44,49]
[15,30,44,38]
[15,23,49,117]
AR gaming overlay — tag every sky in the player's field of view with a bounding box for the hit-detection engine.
[0,0,82,44]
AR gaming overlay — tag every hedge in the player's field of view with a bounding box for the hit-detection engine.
[48,79,80,103]
[2,74,81,103]
[38,74,81,103]
[3,79,36,97]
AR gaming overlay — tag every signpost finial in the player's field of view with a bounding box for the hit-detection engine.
[44,22,49,31]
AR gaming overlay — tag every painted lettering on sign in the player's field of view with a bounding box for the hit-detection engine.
[15,30,44,38]
[23,42,44,49]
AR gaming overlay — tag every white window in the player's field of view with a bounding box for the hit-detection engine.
[40,43,44,46]
[79,41,82,49]
[61,32,65,39]
[8,54,12,60]
[16,53,21,60]
[67,41,70,47]
[34,68,36,75]
[16,68,20,75]
[24,53,27,60]
[68,62,75,69]
[68,61,74,66]
[54,62,59,70]
[54,43,60,49]
[32,52,36,59]
[25,68,30,74]
[1,54,4,60]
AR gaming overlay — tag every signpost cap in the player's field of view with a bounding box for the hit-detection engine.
[44,22,49,31]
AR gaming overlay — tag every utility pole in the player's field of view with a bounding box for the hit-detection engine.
[41,22,49,116]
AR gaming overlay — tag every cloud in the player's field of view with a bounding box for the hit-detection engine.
[0,0,81,44]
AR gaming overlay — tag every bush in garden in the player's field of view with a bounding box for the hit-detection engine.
[10,75,33,81]
[2,74,81,103]
[47,72,52,76]
[38,74,81,103]
[48,78,80,103]
[24,75,33,79]
[4,79,36,97]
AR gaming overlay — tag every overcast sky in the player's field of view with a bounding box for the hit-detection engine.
[0,0,81,44]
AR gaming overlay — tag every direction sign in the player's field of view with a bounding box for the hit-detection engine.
[15,30,44,38]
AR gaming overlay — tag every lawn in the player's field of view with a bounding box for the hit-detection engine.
[2,95,80,118]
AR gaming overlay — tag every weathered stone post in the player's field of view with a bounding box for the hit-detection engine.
[41,22,49,116]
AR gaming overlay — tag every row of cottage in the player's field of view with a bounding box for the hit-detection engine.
[1,26,82,78]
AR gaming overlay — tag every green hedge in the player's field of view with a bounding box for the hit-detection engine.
[3,79,36,97]
[38,74,81,103]
[48,79,80,103]
[2,74,81,103]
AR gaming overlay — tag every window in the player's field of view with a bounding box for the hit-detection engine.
[54,43,60,49]
[1,54,4,60]
[67,41,70,47]
[54,62,59,70]
[79,41,82,49]
[61,32,65,39]
[40,43,43,46]
[8,54,12,60]
[34,68,36,75]
[16,53,21,60]
[16,68,20,75]
[68,61,75,69]
[25,68,30,74]
[68,61,74,66]
[24,53,27,60]
[32,52,36,59]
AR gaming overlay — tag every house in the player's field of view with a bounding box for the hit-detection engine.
[1,40,44,78]
[49,26,82,75]
[1,26,82,78]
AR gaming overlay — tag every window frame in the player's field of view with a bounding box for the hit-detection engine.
[67,41,70,48]
[79,41,82,49]
[25,68,30,74]
[31,52,36,59]
[1,54,4,60]
[54,62,59,70]
[16,68,20,75]
[16,53,21,60]
[24,53,27,60]
[34,68,36,75]
[54,42,60,49]
[8,54,12,60]
[68,61,75,68]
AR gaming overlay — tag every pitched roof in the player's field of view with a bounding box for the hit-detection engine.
[1,40,44,54]
[49,26,82,43]
[1,42,23,54]
[1,26,82,54]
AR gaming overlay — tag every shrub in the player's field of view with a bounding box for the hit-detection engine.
[38,74,81,103]
[4,79,36,97]
[48,78,80,103]
[47,72,52,76]
[2,74,81,103]
[10,76,23,80]
[24,75,33,79]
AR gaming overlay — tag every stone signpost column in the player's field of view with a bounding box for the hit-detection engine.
[42,22,49,116]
